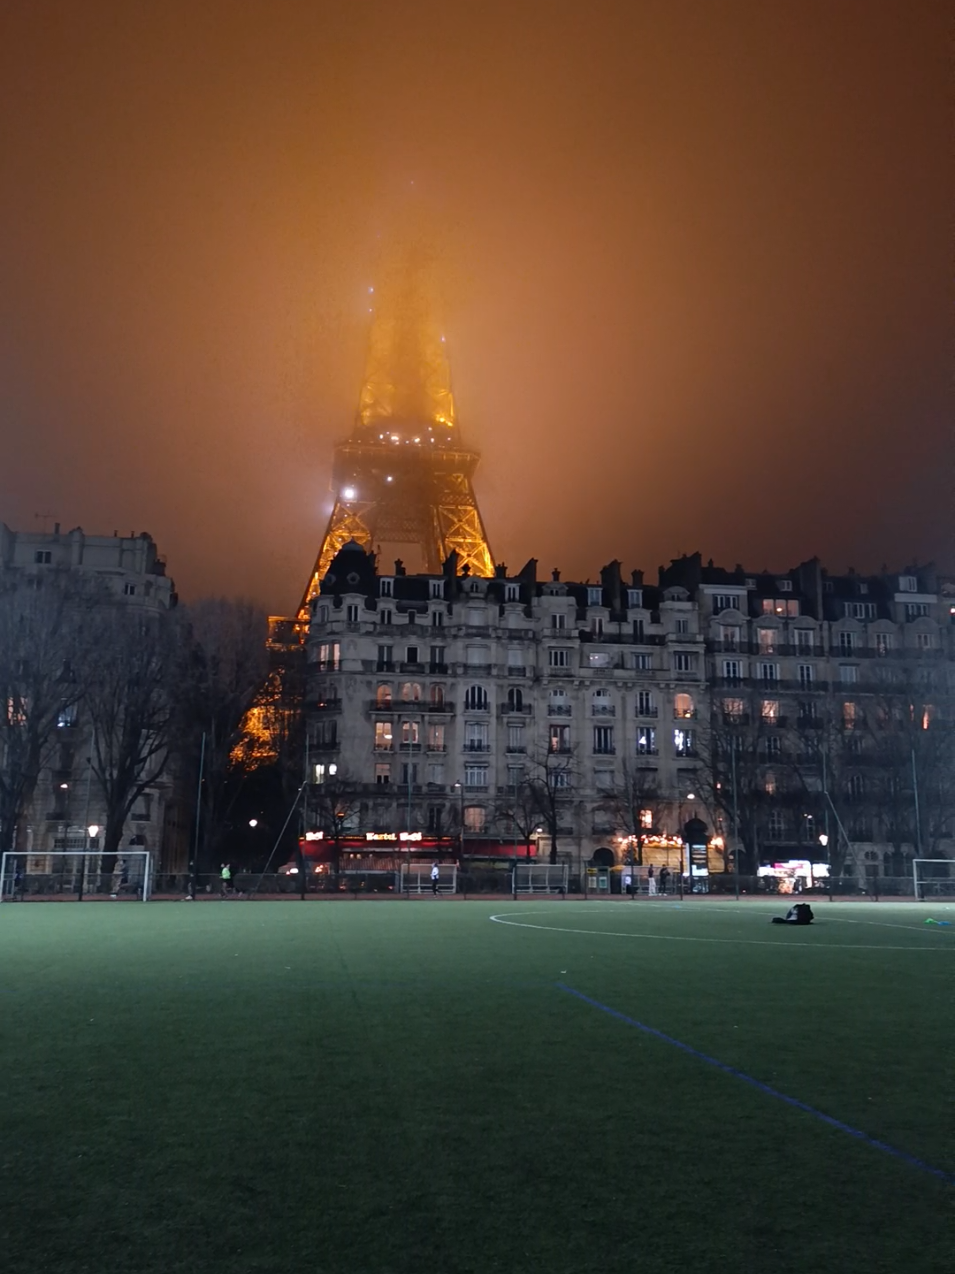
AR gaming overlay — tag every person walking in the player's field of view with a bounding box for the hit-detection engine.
[220,863,232,896]
[659,865,670,896]
[647,864,657,897]
[431,862,440,896]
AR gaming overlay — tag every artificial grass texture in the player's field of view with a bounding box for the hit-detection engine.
[1,898,952,1274]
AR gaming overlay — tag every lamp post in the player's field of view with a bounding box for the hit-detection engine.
[79,823,98,903]
[818,833,831,902]
[453,781,464,860]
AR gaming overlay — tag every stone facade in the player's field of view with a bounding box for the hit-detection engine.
[306,544,955,882]
[0,522,187,874]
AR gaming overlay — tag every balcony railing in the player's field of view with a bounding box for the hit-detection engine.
[548,705,572,716]
[463,742,491,753]
[592,706,616,716]
[425,701,456,714]
[635,707,658,718]
[499,703,532,716]
[506,666,527,676]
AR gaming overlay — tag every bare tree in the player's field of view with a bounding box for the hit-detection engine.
[860,665,955,871]
[493,778,543,858]
[182,598,269,866]
[522,745,575,865]
[596,759,664,867]
[82,606,180,862]
[308,771,362,884]
[0,574,88,851]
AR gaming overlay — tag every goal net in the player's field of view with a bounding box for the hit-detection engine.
[513,863,569,894]
[400,862,457,894]
[912,859,955,901]
[0,851,152,902]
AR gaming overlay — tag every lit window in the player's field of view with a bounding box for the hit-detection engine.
[376,684,392,706]
[722,698,744,721]
[400,720,420,746]
[374,722,393,751]
[674,693,694,719]
[464,805,486,831]
[318,642,340,671]
[550,725,571,753]
[761,700,779,723]
[636,727,657,755]
[673,728,694,757]
[400,682,422,701]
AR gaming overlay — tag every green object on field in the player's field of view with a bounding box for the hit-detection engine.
[0,900,951,1274]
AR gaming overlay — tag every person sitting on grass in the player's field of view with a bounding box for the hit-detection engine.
[771,902,814,925]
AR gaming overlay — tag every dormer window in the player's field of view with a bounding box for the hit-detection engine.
[429,579,444,599]
[777,580,793,592]
[587,587,602,606]
[899,575,918,593]
[627,588,643,608]
[505,583,519,602]
[380,578,394,597]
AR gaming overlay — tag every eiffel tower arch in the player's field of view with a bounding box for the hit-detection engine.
[299,256,493,619]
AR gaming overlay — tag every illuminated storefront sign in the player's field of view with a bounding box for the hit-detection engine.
[364,831,423,842]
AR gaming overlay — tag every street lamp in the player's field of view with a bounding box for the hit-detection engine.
[248,819,258,829]
[453,781,464,859]
[818,833,831,902]
[79,823,99,903]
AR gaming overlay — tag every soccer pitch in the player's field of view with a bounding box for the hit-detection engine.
[2,899,952,1274]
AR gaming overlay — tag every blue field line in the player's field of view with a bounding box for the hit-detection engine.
[556,982,954,1187]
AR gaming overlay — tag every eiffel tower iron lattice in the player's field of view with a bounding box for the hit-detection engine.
[299,258,493,620]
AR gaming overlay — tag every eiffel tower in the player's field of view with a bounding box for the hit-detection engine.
[298,257,494,620]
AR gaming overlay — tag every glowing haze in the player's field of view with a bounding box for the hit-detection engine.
[0,2,950,610]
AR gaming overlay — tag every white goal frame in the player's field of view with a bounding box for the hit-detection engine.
[512,863,569,894]
[400,862,457,895]
[912,859,954,901]
[0,850,152,902]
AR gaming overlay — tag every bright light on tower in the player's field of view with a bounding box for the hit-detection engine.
[342,487,357,501]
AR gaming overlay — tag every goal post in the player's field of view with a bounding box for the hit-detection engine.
[512,863,569,895]
[912,859,955,901]
[0,851,152,902]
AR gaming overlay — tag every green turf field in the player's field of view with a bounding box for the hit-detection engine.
[2,898,952,1273]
